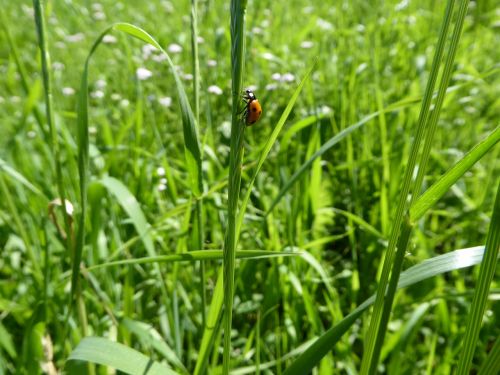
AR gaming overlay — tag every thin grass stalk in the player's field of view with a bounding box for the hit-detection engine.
[371,2,472,371]
[190,0,207,327]
[32,0,73,259]
[411,0,471,208]
[223,1,247,373]
[365,1,472,370]
[0,9,47,139]
[456,182,500,373]
[360,1,456,373]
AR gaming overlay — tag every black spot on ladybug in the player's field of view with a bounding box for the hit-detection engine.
[252,107,257,112]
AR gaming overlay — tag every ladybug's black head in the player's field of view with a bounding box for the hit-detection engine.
[245,89,256,100]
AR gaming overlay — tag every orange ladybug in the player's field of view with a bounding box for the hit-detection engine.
[242,89,262,125]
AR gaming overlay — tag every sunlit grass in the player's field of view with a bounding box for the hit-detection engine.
[0,1,498,374]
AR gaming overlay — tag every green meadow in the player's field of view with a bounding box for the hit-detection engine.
[0,0,499,374]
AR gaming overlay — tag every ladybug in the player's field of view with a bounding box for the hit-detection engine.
[242,89,262,125]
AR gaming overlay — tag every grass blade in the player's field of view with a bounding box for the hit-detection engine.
[67,337,178,375]
[360,1,469,372]
[223,1,247,373]
[86,250,301,270]
[478,336,500,375]
[410,126,500,221]
[237,61,316,235]
[284,246,487,374]
[456,182,500,374]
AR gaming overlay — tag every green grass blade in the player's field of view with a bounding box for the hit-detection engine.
[410,126,500,221]
[360,1,462,372]
[223,1,247,373]
[86,250,300,271]
[478,336,500,375]
[98,176,155,257]
[266,98,420,215]
[284,246,487,375]
[111,23,202,197]
[0,158,46,199]
[121,318,187,373]
[237,62,316,235]
[67,337,178,375]
[32,0,72,249]
[194,268,224,375]
[456,183,500,374]
[73,20,202,315]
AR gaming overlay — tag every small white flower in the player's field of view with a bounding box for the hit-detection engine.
[62,87,75,96]
[282,73,295,82]
[208,85,223,95]
[168,43,183,54]
[183,73,193,80]
[395,0,409,11]
[103,35,117,44]
[158,97,172,107]
[92,3,103,11]
[207,59,217,67]
[136,67,153,80]
[300,41,314,49]
[316,18,333,31]
[262,52,276,61]
[157,167,165,176]
[89,126,97,135]
[160,178,168,185]
[158,184,167,191]
[52,62,65,71]
[111,93,121,101]
[27,130,36,138]
[142,44,157,59]
[120,99,130,107]
[197,36,205,44]
[65,33,85,43]
[10,96,20,103]
[93,11,106,20]
[252,27,263,35]
[152,54,167,62]
[91,90,104,99]
[265,83,278,91]
[219,121,231,139]
[95,79,107,89]
[271,73,282,81]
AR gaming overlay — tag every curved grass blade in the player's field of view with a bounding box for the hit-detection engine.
[98,176,156,257]
[236,62,316,236]
[478,335,500,375]
[456,183,500,374]
[283,246,487,375]
[67,337,178,375]
[73,21,202,314]
[194,268,224,375]
[121,318,187,374]
[86,250,300,271]
[0,158,46,199]
[265,97,420,215]
[410,126,500,221]
[361,2,469,372]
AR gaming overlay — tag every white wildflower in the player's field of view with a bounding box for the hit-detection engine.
[168,43,183,54]
[208,85,223,95]
[158,97,172,108]
[136,67,153,80]
[62,87,75,96]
